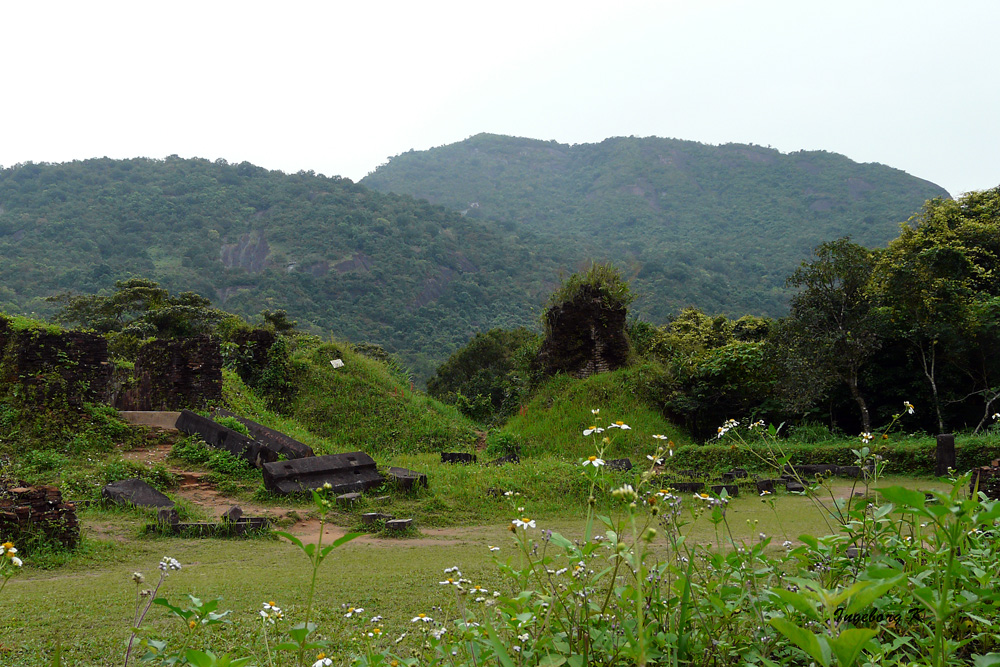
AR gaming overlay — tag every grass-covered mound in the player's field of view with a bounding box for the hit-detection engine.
[501,364,690,460]
[228,336,480,457]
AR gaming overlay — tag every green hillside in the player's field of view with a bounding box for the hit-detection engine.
[363,133,949,320]
[0,157,567,379]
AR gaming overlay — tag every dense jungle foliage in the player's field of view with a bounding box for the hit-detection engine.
[363,133,948,321]
[0,156,568,380]
[431,188,1000,442]
[0,141,944,382]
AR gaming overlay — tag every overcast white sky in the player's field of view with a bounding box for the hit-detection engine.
[3,1,997,197]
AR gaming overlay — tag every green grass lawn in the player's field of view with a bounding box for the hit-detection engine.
[0,474,953,666]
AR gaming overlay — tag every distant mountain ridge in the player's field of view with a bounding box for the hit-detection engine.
[363,133,949,320]
[0,157,567,380]
[0,138,949,381]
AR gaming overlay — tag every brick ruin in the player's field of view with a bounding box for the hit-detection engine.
[0,484,80,549]
[116,335,223,411]
[0,317,112,406]
[535,284,630,379]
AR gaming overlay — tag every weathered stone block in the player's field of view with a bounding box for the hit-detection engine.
[337,492,362,506]
[102,479,174,509]
[262,452,383,495]
[385,519,413,531]
[176,410,276,468]
[361,512,394,525]
[386,467,428,490]
[221,506,243,523]
[215,409,314,460]
[441,452,476,464]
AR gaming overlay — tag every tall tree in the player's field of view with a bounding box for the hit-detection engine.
[872,189,1000,432]
[784,238,880,432]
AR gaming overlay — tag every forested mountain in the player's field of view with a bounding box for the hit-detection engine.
[0,157,568,379]
[0,140,948,381]
[363,134,949,320]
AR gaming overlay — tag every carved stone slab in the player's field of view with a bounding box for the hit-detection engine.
[262,451,383,495]
[176,409,277,468]
[215,409,314,459]
[103,478,174,508]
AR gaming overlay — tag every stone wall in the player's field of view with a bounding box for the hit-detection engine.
[116,335,222,411]
[0,323,112,406]
[0,484,80,549]
[536,284,630,379]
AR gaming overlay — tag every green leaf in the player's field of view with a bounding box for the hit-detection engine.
[273,530,304,550]
[973,654,1000,667]
[769,617,830,667]
[332,531,364,548]
[184,650,216,667]
[876,486,926,510]
[538,656,567,667]
[828,628,877,667]
[844,576,904,615]
[480,615,517,667]
[768,589,820,621]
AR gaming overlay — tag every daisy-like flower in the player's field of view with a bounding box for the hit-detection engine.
[612,484,638,501]
[652,434,669,440]
[158,556,181,572]
[260,601,283,624]
[443,566,462,575]
[370,615,383,623]
[760,490,772,497]
[646,454,665,465]
[11,556,22,567]
[1,542,15,558]
[439,577,462,586]
[695,493,711,501]
[470,584,489,595]
[583,455,605,467]
[583,425,605,436]
[512,517,536,529]
[344,606,364,618]
[412,613,434,623]
[993,412,1000,421]
[488,545,500,552]
[313,654,333,667]
[591,408,600,415]
[860,432,874,444]
[903,401,915,415]
[607,421,631,430]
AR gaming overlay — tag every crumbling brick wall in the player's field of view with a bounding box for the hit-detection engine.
[0,485,80,549]
[117,335,222,410]
[0,323,111,406]
[536,284,630,379]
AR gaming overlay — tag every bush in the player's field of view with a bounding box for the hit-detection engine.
[485,431,522,459]
[213,415,249,436]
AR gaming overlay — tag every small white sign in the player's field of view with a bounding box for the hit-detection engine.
[330,359,345,369]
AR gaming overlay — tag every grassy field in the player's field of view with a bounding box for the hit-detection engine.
[1,474,953,666]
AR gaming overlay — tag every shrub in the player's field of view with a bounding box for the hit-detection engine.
[212,415,249,436]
